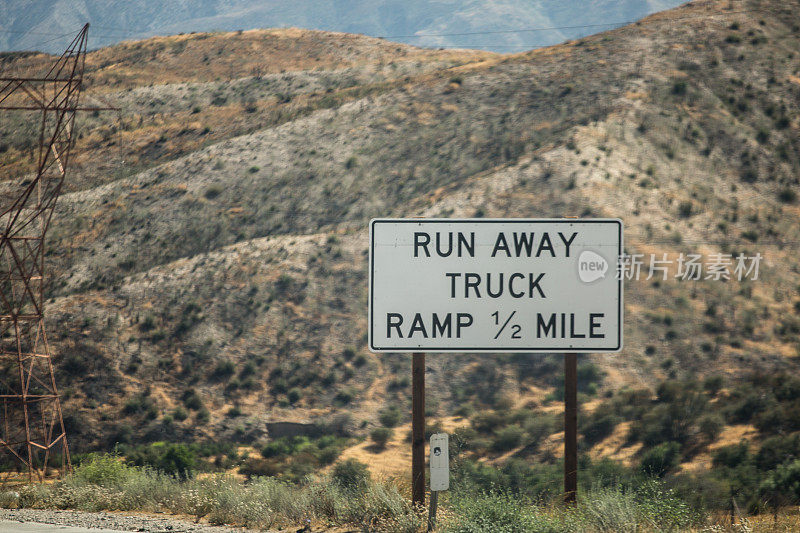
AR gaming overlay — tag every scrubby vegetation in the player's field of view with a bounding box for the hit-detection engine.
[0,454,723,531]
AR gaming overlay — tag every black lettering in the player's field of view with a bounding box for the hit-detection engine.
[409,314,428,338]
[458,232,475,257]
[414,232,430,258]
[486,273,504,298]
[491,233,511,257]
[432,313,451,338]
[513,232,535,257]
[436,232,453,257]
[528,273,546,298]
[536,233,555,257]
[509,273,525,298]
[456,313,473,337]
[570,313,585,338]
[445,273,460,297]
[559,232,578,257]
[590,313,605,338]
[465,273,481,298]
[387,313,403,338]
[537,313,556,337]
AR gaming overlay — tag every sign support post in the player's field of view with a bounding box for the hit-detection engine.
[412,352,426,507]
[564,352,578,504]
[427,490,439,531]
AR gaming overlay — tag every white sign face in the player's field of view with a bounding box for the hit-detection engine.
[430,433,449,491]
[369,219,623,353]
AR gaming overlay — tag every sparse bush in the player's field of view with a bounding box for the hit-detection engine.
[287,388,301,404]
[492,425,524,452]
[139,314,156,332]
[672,80,687,95]
[778,188,797,204]
[213,360,235,379]
[370,427,393,449]
[332,459,370,493]
[125,443,197,480]
[204,185,222,199]
[182,388,203,410]
[640,441,681,477]
[379,405,402,428]
[74,453,137,486]
[581,411,620,446]
[698,414,724,441]
[703,375,724,396]
[714,442,750,469]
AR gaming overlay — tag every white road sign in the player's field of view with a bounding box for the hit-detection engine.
[430,433,449,491]
[368,219,623,353]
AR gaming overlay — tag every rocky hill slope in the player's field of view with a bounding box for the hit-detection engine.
[1,0,800,474]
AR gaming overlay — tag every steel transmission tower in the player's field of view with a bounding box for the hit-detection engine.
[0,24,92,480]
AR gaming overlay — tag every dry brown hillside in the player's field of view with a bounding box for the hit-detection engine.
[2,0,800,480]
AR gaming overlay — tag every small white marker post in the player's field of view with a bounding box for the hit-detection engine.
[428,433,449,531]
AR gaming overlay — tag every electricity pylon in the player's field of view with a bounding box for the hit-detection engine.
[0,24,92,480]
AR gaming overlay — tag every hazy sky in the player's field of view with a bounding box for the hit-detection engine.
[1,1,685,53]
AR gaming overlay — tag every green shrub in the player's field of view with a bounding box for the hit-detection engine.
[125,443,197,480]
[698,414,724,441]
[672,80,687,95]
[581,412,620,446]
[492,425,524,452]
[640,441,681,477]
[714,442,750,469]
[755,434,800,471]
[213,360,235,379]
[378,405,402,428]
[443,491,555,533]
[182,388,203,410]
[332,459,370,493]
[370,427,393,449]
[139,314,156,332]
[287,388,302,404]
[74,453,138,486]
[204,185,222,199]
[678,201,693,218]
[760,459,800,508]
[778,188,797,204]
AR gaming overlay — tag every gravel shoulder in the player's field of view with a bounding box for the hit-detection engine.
[0,509,246,532]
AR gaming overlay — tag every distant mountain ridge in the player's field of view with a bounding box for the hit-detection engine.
[1,0,684,53]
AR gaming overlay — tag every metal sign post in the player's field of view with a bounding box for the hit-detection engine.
[412,352,426,507]
[564,352,578,504]
[368,218,624,506]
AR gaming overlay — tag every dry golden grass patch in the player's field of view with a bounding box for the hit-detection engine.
[589,422,642,467]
